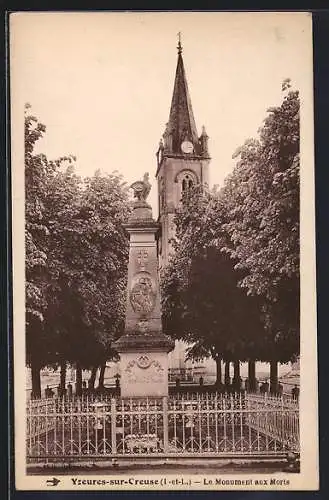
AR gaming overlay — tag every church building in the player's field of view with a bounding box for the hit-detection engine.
[156,38,210,268]
[155,38,214,382]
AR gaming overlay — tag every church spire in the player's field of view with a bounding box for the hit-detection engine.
[164,36,200,155]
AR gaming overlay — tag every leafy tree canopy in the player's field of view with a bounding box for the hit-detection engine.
[25,104,131,395]
[161,82,299,364]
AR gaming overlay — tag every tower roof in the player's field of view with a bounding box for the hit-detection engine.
[166,41,199,154]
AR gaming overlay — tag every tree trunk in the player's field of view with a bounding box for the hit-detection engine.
[60,360,66,391]
[88,367,97,389]
[98,363,106,389]
[76,362,83,397]
[31,360,42,399]
[233,360,240,381]
[224,361,230,386]
[270,360,278,394]
[233,361,241,391]
[248,360,256,392]
[215,357,222,386]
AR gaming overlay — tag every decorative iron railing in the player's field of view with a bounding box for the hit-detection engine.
[26,393,299,463]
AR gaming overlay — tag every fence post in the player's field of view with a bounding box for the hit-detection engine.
[163,396,169,453]
[111,398,117,455]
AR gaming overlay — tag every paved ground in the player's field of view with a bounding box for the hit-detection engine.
[28,459,298,475]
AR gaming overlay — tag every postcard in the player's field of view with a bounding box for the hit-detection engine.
[10,11,318,491]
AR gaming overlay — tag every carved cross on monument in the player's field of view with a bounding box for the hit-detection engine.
[137,249,148,270]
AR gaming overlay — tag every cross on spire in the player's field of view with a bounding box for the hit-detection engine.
[165,34,198,154]
[177,31,182,55]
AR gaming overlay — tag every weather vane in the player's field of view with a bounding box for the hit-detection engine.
[177,31,182,54]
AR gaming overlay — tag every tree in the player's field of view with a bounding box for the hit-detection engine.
[25,103,48,327]
[161,83,300,392]
[221,83,300,369]
[25,103,75,397]
[161,186,265,385]
[25,105,130,397]
[43,168,130,395]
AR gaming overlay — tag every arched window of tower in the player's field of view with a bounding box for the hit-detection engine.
[181,176,194,193]
[178,171,197,200]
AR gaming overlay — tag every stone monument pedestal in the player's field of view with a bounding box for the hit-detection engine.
[113,173,174,398]
[115,339,173,398]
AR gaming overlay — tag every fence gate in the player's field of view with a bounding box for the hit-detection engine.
[26,393,299,463]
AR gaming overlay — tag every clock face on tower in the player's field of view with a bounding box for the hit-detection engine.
[181,140,194,154]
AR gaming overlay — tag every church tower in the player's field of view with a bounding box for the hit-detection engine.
[156,37,211,268]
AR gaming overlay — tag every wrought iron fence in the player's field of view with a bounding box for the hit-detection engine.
[26,392,299,463]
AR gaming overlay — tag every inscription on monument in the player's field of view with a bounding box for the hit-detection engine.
[130,272,156,316]
[137,319,149,333]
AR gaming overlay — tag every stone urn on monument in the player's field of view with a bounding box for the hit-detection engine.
[113,173,174,397]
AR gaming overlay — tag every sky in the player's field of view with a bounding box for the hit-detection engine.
[11,11,312,214]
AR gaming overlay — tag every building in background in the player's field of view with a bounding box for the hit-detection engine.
[155,38,212,380]
[156,37,210,268]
